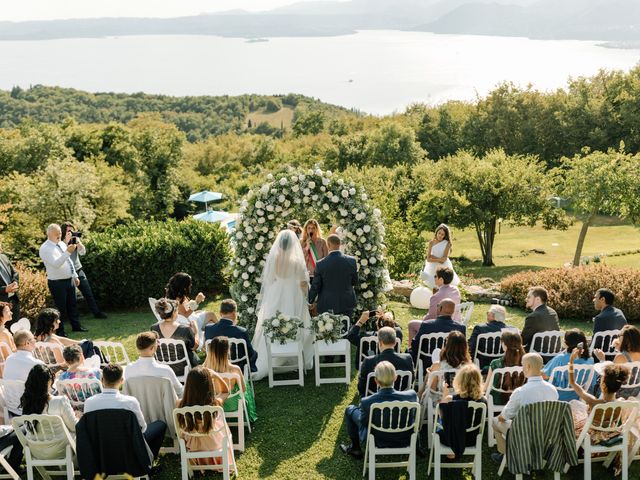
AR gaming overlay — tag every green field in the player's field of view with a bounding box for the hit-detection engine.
[65,299,633,480]
[246,107,295,129]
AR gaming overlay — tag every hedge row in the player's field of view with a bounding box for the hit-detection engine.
[500,264,640,322]
[81,219,230,308]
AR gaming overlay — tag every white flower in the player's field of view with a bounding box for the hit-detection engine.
[361,283,368,289]
[318,320,324,327]
[255,201,264,209]
[351,208,358,214]
[256,209,264,217]
[364,268,371,275]
[284,199,291,207]
[356,228,363,236]
[247,307,255,314]
[240,259,247,266]
[295,198,301,204]
[318,325,326,333]
[338,179,344,185]
[322,204,329,211]
[256,243,264,250]
[280,177,288,186]
[262,227,269,233]
[266,205,274,212]
[242,272,249,280]
[272,319,280,327]
[341,189,349,198]
[303,188,311,196]
[243,280,250,287]
[242,242,248,248]
[363,225,371,233]
[355,251,361,256]
[235,231,244,239]
[292,185,299,193]
[299,174,306,181]
[326,170,333,177]
[308,181,316,189]
[361,193,368,201]
[340,209,348,217]
[325,323,333,332]
[260,185,269,194]
[322,178,330,186]
[278,195,285,203]
[275,205,283,212]
[349,187,356,195]
[241,295,248,302]
[258,217,265,224]
[267,173,273,180]
[361,259,368,266]
[233,270,239,277]
[303,197,310,203]
[359,236,366,243]
[370,257,377,264]
[248,266,256,273]
[373,208,381,217]
[267,214,274,220]
[245,226,253,234]
[282,326,291,334]
[312,194,319,201]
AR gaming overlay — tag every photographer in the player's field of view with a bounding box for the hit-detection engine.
[345,308,404,365]
[61,222,107,319]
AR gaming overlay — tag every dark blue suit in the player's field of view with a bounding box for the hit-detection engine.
[345,387,418,449]
[358,348,414,397]
[410,315,466,367]
[468,321,512,370]
[204,318,257,372]
[308,251,357,318]
[593,306,627,334]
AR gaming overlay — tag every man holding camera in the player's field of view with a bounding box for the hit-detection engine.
[39,224,87,335]
[61,222,106,319]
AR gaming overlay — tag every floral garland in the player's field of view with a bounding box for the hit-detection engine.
[310,312,350,343]
[262,311,304,345]
[230,166,390,335]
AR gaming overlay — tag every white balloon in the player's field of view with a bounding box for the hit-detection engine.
[410,287,432,310]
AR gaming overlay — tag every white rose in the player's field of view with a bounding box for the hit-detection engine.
[257,209,264,217]
[247,307,255,314]
[282,326,290,334]
[308,181,316,189]
[256,243,263,250]
[248,266,256,273]
[303,188,311,196]
[364,268,371,275]
[318,325,326,333]
[325,323,333,332]
[278,195,285,203]
[235,231,244,239]
[243,280,250,287]
[284,199,291,207]
[361,283,368,289]
[267,173,273,180]
[351,208,358,214]
[267,205,274,212]
[359,237,366,243]
[275,205,282,212]
[322,204,329,211]
[242,272,249,280]
[361,193,368,201]
[240,259,247,266]
[363,225,371,233]
[292,185,299,193]
[267,214,275,220]
[291,175,298,182]
[280,177,288,186]
[356,228,363,236]
[329,195,338,203]
[233,270,239,277]
[370,257,377,264]
[312,194,319,201]
[299,174,306,181]
[272,319,280,327]
[340,209,348,217]
[361,259,368,266]
[373,208,381,217]
[349,188,356,195]
[326,170,333,177]
[245,226,253,234]
[341,189,349,198]
[295,198,301,204]
[242,242,248,248]
[241,295,248,302]
[320,186,326,192]
[303,196,310,203]
[318,320,324,327]
[355,251,361,256]
[338,179,344,185]
[322,178,330,186]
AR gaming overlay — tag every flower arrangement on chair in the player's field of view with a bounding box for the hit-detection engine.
[263,311,303,345]
[311,312,349,343]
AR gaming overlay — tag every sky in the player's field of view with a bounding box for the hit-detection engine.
[0,0,347,22]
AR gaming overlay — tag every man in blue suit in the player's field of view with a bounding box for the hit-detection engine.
[340,361,419,459]
[204,299,257,372]
[592,288,627,334]
[308,234,358,319]
[409,298,465,369]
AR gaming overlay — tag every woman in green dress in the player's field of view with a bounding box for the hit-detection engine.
[483,330,526,405]
[204,336,257,423]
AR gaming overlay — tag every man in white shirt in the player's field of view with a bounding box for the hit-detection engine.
[3,330,45,381]
[39,224,86,335]
[84,364,167,460]
[125,331,184,396]
[492,352,558,461]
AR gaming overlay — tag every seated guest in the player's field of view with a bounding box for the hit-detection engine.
[35,308,98,363]
[542,329,593,401]
[175,366,235,469]
[204,299,257,373]
[21,364,77,433]
[204,336,257,423]
[483,331,526,406]
[346,309,403,364]
[592,288,627,334]
[340,361,419,459]
[408,267,461,345]
[125,331,183,397]
[152,298,199,377]
[84,364,167,460]
[468,305,514,370]
[357,326,413,397]
[57,345,102,402]
[594,324,640,365]
[4,330,45,381]
[410,298,465,368]
[491,353,558,463]
[0,301,16,357]
[424,331,471,398]
[521,286,559,351]
[0,427,23,474]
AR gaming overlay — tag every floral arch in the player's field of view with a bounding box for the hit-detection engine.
[230,166,390,334]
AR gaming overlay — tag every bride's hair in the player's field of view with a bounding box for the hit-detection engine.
[301,219,323,243]
[279,231,291,251]
[435,224,451,243]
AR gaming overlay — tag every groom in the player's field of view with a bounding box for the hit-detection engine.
[308,234,358,320]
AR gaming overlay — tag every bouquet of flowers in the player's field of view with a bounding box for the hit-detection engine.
[311,312,349,343]
[263,311,303,345]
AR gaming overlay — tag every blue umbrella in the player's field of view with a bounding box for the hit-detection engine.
[193,210,230,223]
[188,190,223,210]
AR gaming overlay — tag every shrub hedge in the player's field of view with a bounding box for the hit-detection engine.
[16,263,51,321]
[82,219,230,309]
[501,264,640,322]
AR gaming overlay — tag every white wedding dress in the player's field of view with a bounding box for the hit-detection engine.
[252,230,314,380]
[420,239,460,289]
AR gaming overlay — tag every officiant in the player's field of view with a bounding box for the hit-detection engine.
[300,219,328,283]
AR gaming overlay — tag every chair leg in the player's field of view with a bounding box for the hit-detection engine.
[66,446,74,480]
[299,352,304,386]
[434,442,441,480]
[315,349,320,387]
[498,454,506,476]
[475,450,482,480]
[345,347,351,384]
[487,414,495,447]
[584,441,591,480]
[368,446,375,480]
[622,436,629,480]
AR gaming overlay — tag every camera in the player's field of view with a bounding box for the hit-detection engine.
[69,231,82,245]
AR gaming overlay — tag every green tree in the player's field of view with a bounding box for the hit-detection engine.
[561,149,640,266]
[411,150,568,266]
[365,122,425,167]
[292,109,325,136]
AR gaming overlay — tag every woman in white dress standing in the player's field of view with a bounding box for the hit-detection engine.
[420,224,460,289]
[251,229,314,380]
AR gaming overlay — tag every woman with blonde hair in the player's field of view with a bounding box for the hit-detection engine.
[300,219,328,281]
[420,223,460,289]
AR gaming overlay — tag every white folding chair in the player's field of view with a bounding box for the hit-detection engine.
[428,401,486,480]
[358,336,401,368]
[472,331,504,369]
[618,362,640,399]
[315,317,351,386]
[207,338,256,393]
[485,366,524,447]
[155,338,192,383]
[266,330,304,388]
[590,330,620,362]
[173,405,236,480]
[421,369,457,448]
[365,370,413,396]
[549,364,595,399]
[0,379,24,422]
[566,401,637,480]
[94,341,131,366]
[217,372,251,451]
[12,414,78,480]
[0,445,19,479]
[456,302,474,326]
[55,377,102,409]
[414,332,449,390]
[362,401,421,480]
[33,342,65,370]
[148,297,162,322]
[529,331,563,363]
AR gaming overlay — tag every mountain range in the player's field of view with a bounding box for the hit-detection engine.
[0,0,637,44]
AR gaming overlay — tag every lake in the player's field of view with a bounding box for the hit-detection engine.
[1,30,639,114]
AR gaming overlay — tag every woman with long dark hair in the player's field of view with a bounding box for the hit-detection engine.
[165,272,217,344]
[423,331,471,397]
[483,330,526,405]
[420,224,460,289]
[543,329,593,401]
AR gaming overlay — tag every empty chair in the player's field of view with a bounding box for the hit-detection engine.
[314,317,351,386]
[94,341,131,366]
[456,302,475,327]
[266,329,305,388]
[155,339,192,383]
[529,331,563,363]
[365,370,413,397]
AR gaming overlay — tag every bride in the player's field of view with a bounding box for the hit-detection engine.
[252,229,314,380]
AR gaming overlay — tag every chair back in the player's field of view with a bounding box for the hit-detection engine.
[93,341,130,366]
[148,297,162,322]
[576,400,637,449]
[618,361,640,399]
[455,302,474,326]
[436,400,486,440]
[33,342,64,368]
[12,414,76,460]
[590,330,620,361]
[173,405,227,440]
[155,338,192,381]
[548,364,594,396]
[216,371,245,397]
[415,332,449,383]
[529,331,563,360]
[0,379,25,417]
[56,377,102,404]
[486,366,525,407]
[358,336,400,367]
[473,331,504,367]
[367,401,421,447]
[365,370,413,396]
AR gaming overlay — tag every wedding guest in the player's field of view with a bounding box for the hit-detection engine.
[175,366,235,469]
[468,305,514,370]
[346,309,403,365]
[60,222,107,319]
[594,324,640,365]
[521,286,559,350]
[542,329,593,401]
[483,331,526,405]
[592,288,627,334]
[204,299,257,373]
[151,298,199,377]
[35,308,98,364]
[341,361,418,459]
[408,266,461,345]
[20,364,77,433]
[0,246,20,322]
[84,364,167,460]
[420,224,460,290]
[165,272,217,343]
[57,345,102,403]
[423,330,471,398]
[204,336,257,423]
[440,364,486,404]
[39,223,87,335]
[125,331,183,397]
[3,330,45,381]
[301,219,328,281]
[0,301,17,356]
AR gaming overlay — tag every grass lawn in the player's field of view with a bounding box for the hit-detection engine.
[65,299,638,480]
[246,107,295,129]
[451,216,640,281]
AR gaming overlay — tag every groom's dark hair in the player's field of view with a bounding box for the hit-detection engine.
[327,234,341,247]
[220,299,237,314]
